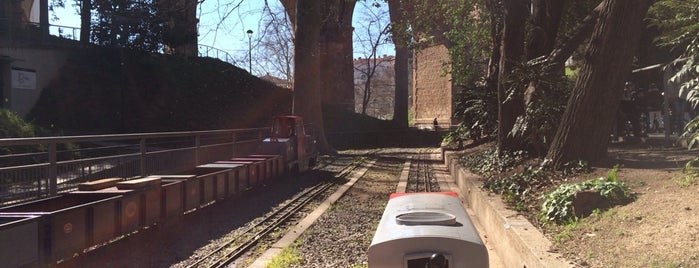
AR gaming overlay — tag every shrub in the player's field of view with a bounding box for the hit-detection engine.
[540,165,634,224]
[0,108,36,139]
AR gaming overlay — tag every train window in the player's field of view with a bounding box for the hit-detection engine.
[405,252,451,268]
[272,119,282,136]
[287,119,295,137]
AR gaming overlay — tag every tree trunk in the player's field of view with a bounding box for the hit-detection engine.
[485,0,502,85]
[496,0,528,153]
[159,0,198,57]
[548,2,604,67]
[320,0,356,111]
[526,0,565,60]
[80,0,91,44]
[388,0,409,126]
[546,0,652,168]
[294,0,333,153]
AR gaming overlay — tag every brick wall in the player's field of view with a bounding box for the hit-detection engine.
[412,44,453,128]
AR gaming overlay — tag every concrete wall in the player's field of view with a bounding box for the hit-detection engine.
[442,150,572,268]
[412,44,454,128]
[0,47,71,117]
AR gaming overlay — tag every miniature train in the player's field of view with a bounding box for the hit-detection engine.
[368,192,488,268]
[0,115,317,268]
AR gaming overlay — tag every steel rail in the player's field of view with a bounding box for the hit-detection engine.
[407,148,439,193]
[185,161,361,268]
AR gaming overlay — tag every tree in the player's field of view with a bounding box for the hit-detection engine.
[649,0,699,148]
[526,0,566,61]
[258,2,295,83]
[80,0,91,44]
[158,0,199,56]
[353,1,392,116]
[293,0,333,153]
[91,0,164,52]
[496,0,528,153]
[387,0,409,126]
[546,0,653,168]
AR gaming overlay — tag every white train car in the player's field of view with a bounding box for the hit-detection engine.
[368,192,488,268]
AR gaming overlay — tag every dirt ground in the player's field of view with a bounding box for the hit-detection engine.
[553,137,699,267]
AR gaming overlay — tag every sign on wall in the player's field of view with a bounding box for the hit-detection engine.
[11,68,37,90]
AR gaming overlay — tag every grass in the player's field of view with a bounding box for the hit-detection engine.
[677,157,699,187]
[267,246,302,268]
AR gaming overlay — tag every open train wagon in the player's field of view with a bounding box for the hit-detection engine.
[0,115,317,267]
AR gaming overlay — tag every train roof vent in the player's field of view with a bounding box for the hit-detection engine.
[395,211,457,226]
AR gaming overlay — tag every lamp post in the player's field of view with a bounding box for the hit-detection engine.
[246,29,253,73]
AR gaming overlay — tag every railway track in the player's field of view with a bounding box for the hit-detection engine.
[185,156,364,268]
[407,148,440,193]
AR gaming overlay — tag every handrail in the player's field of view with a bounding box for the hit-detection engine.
[198,44,238,64]
[0,127,267,146]
[48,24,81,40]
[0,127,271,205]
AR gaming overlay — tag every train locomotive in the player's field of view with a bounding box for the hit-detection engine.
[368,192,488,268]
[0,115,317,268]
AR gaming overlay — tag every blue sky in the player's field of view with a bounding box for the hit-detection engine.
[51,0,394,74]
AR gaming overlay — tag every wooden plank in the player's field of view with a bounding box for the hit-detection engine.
[116,177,162,190]
[77,178,123,191]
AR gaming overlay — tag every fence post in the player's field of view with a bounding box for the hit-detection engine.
[48,143,57,196]
[140,138,146,177]
[231,132,237,157]
[195,135,201,166]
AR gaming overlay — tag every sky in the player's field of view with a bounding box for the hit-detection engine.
[50,0,395,76]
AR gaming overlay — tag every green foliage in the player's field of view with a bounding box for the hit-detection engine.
[0,109,81,163]
[462,148,541,211]
[453,82,499,142]
[461,148,527,177]
[683,116,699,150]
[676,158,699,187]
[507,59,572,155]
[441,1,491,86]
[408,0,494,137]
[540,167,634,224]
[267,246,302,268]
[462,149,593,212]
[441,125,468,148]
[649,1,699,149]
[0,109,36,139]
[28,48,291,133]
[561,160,591,177]
[91,0,165,52]
[0,108,38,155]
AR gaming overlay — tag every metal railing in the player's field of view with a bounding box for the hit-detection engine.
[49,24,81,41]
[0,128,269,206]
[198,44,238,64]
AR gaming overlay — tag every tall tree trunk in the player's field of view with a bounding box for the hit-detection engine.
[388,0,409,126]
[80,0,91,44]
[526,0,565,60]
[294,0,333,153]
[159,0,198,56]
[485,0,502,90]
[497,0,528,153]
[320,0,356,111]
[521,0,565,148]
[546,0,652,168]
[548,2,604,67]
[525,2,603,106]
